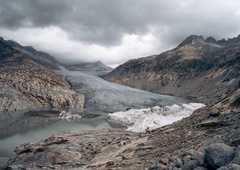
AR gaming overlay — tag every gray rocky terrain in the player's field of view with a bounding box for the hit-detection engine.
[0,37,84,111]
[103,35,240,104]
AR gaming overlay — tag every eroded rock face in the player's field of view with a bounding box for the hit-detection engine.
[0,82,36,111]
[0,39,84,111]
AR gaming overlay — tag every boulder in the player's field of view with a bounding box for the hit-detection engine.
[205,143,235,168]
[182,149,205,165]
[5,164,26,170]
[182,159,199,170]
[181,149,205,170]
[217,163,240,170]
[197,135,224,153]
[0,157,8,169]
[159,157,169,164]
[194,166,208,170]
[199,119,228,127]
[231,146,240,165]
[208,108,220,117]
[148,165,160,170]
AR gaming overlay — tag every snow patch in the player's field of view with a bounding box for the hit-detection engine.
[59,111,82,120]
[108,103,205,132]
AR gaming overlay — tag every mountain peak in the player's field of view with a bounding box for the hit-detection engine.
[178,35,205,47]
[218,34,240,46]
[205,36,218,44]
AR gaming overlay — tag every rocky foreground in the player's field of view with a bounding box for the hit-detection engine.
[3,88,240,169]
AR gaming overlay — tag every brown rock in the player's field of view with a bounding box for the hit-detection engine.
[199,119,228,127]
[0,53,84,111]
[159,157,169,164]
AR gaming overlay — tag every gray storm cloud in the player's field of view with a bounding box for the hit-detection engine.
[0,0,240,65]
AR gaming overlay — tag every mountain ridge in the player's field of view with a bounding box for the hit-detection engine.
[0,38,61,70]
[103,35,240,103]
[62,60,113,72]
[1,36,112,72]
[178,34,240,47]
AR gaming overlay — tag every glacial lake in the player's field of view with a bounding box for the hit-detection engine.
[0,109,121,157]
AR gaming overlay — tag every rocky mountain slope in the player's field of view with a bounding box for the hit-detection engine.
[103,35,240,104]
[3,38,61,70]
[63,61,113,72]
[0,38,84,111]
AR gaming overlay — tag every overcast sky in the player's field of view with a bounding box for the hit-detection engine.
[0,0,240,67]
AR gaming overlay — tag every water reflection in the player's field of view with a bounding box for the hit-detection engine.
[0,109,115,157]
[0,110,58,139]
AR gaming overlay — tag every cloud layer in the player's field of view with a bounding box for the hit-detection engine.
[0,0,240,66]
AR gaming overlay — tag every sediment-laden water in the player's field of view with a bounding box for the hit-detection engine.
[0,109,115,157]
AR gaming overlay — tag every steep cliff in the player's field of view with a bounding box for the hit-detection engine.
[0,38,84,111]
[103,35,240,104]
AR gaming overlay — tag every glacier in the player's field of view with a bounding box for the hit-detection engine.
[55,68,190,112]
[108,103,205,132]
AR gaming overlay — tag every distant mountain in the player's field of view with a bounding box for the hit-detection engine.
[0,37,84,111]
[103,35,240,104]
[2,38,60,70]
[62,61,113,72]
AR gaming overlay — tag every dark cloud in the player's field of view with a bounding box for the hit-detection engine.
[0,0,194,45]
[0,0,239,65]
[0,0,71,28]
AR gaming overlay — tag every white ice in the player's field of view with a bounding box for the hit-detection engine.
[55,68,190,112]
[108,103,205,132]
[58,111,82,120]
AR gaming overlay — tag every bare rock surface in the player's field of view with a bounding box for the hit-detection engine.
[103,35,240,104]
[0,38,84,111]
[205,143,235,168]
[0,82,36,111]
[0,157,8,169]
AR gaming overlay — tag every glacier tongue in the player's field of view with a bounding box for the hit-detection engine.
[108,103,205,132]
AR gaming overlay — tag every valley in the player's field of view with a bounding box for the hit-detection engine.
[0,35,239,170]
